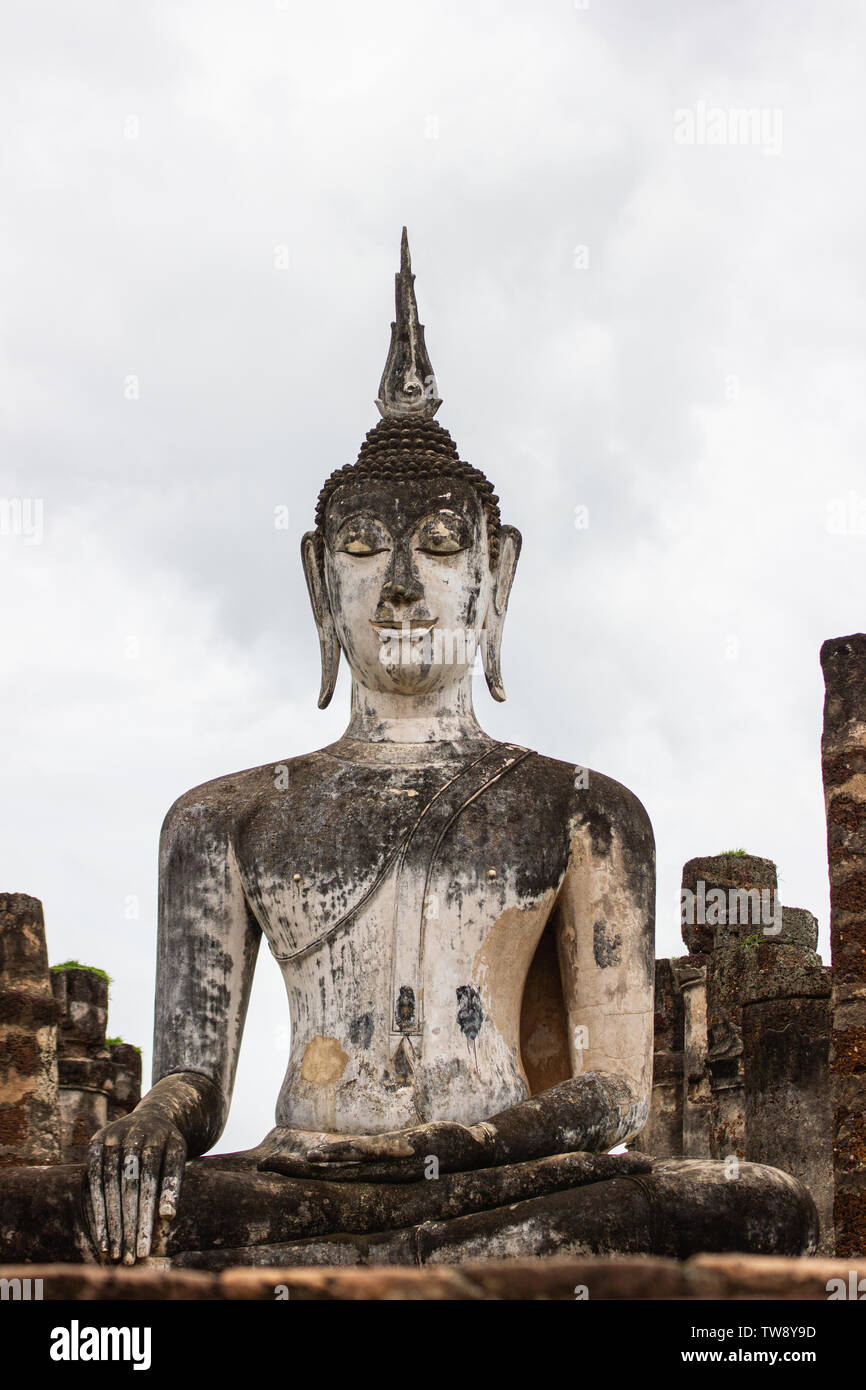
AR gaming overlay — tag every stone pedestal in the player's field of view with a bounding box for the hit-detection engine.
[0,894,61,1167]
[821,633,866,1258]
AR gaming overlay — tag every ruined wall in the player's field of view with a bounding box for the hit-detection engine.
[51,966,142,1163]
[631,959,684,1157]
[632,854,835,1254]
[0,896,141,1167]
[741,939,832,1254]
[672,958,710,1157]
[0,894,61,1166]
[692,855,778,1159]
[821,634,866,1258]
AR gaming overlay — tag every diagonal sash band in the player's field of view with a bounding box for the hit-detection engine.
[388,742,535,1042]
[269,743,535,983]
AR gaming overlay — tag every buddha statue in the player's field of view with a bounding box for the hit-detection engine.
[0,232,817,1270]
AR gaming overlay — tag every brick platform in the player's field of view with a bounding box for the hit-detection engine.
[2,1255,865,1300]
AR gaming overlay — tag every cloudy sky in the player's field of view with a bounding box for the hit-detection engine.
[2,0,864,1151]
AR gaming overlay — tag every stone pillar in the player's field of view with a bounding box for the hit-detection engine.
[682,854,779,1161]
[742,940,834,1254]
[672,960,711,1157]
[51,966,112,1163]
[49,966,142,1160]
[0,893,61,1166]
[781,906,820,951]
[107,1041,142,1125]
[629,959,683,1156]
[821,633,866,1258]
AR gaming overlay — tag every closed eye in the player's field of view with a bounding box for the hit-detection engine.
[333,516,392,556]
[415,511,471,556]
[341,538,390,556]
[416,539,466,556]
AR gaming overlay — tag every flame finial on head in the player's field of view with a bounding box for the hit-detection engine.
[375,228,442,419]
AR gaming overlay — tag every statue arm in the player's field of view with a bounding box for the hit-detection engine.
[467,782,656,1163]
[151,790,262,1149]
[86,789,261,1263]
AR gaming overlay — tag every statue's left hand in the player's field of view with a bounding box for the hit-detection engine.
[308,1121,488,1163]
[259,1120,494,1181]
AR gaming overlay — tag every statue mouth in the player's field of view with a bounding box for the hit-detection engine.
[371,617,438,638]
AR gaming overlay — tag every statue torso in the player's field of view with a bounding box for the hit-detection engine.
[228,739,578,1132]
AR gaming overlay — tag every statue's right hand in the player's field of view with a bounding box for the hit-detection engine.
[86,1110,187,1266]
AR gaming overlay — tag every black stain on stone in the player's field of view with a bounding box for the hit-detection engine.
[577,773,655,909]
[395,985,415,1031]
[349,1012,374,1048]
[583,811,613,858]
[593,920,622,968]
[392,1038,413,1086]
[640,916,655,984]
[456,985,484,1043]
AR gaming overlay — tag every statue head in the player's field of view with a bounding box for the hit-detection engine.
[302,231,521,711]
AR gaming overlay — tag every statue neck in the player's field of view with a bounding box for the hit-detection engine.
[343,675,487,746]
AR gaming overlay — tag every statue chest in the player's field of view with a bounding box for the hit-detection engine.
[234,748,571,980]
[231,751,574,1127]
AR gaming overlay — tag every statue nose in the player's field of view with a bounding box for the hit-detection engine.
[381,576,424,607]
[380,544,424,606]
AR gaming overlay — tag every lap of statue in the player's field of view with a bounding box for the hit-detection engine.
[0,1138,817,1268]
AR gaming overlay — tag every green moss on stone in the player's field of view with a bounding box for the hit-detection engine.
[51,960,113,985]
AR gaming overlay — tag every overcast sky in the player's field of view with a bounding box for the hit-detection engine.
[2,0,864,1152]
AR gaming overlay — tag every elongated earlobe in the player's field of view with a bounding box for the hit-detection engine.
[301,532,340,709]
[483,525,521,702]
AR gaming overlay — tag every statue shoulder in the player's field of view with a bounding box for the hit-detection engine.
[159,750,333,842]
[523,751,654,861]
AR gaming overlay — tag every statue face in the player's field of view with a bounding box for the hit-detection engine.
[323,476,492,695]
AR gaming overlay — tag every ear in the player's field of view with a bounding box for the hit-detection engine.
[301,531,340,709]
[483,524,521,702]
